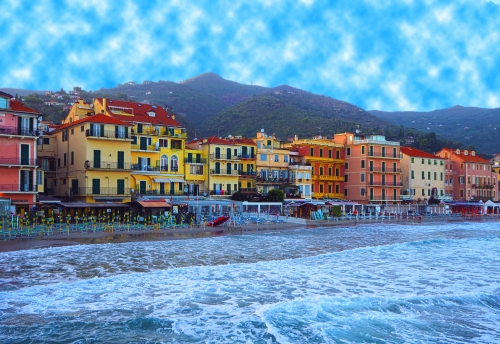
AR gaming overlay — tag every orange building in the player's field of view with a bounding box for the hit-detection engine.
[284,136,345,199]
[333,132,402,204]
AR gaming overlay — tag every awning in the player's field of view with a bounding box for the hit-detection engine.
[59,203,130,208]
[153,178,185,183]
[138,201,171,208]
[285,203,307,207]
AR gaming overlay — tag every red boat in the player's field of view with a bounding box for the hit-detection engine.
[206,215,230,227]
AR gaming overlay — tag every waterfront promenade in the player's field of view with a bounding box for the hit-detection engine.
[1,214,498,253]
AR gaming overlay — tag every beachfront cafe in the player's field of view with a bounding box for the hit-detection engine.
[181,200,282,222]
[447,201,499,215]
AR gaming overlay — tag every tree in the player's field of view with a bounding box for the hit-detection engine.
[266,189,285,202]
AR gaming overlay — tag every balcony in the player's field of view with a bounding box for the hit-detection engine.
[312,175,344,181]
[159,129,187,138]
[85,160,131,170]
[367,152,401,159]
[238,170,257,177]
[209,169,239,176]
[85,129,131,140]
[369,167,402,173]
[131,144,157,151]
[135,189,185,196]
[239,154,256,159]
[239,187,258,193]
[209,189,236,196]
[368,182,403,187]
[368,196,401,202]
[0,126,38,137]
[131,164,178,172]
[0,184,37,192]
[76,187,131,196]
[288,163,313,171]
[472,183,494,189]
[209,153,241,161]
[313,192,344,199]
[256,177,296,184]
[0,157,37,166]
[184,158,207,164]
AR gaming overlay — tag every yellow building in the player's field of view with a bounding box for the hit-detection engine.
[66,98,188,197]
[253,131,296,196]
[227,136,257,194]
[53,113,134,203]
[184,146,207,196]
[186,137,240,196]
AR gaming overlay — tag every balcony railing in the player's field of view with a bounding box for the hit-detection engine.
[239,187,258,193]
[288,164,313,170]
[0,184,37,192]
[367,152,401,159]
[472,183,494,189]
[86,161,132,170]
[185,158,207,164]
[86,129,131,139]
[135,189,185,196]
[257,177,296,184]
[239,154,255,159]
[368,196,401,201]
[368,182,403,187]
[0,157,37,166]
[312,175,344,181]
[369,167,402,173]
[131,164,178,172]
[238,170,257,177]
[0,126,38,136]
[130,144,157,151]
[159,130,187,138]
[209,154,241,161]
[76,187,131,195]
[209,169,239,176]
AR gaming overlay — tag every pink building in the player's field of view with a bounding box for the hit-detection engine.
[0,91,42,214]
[436,148,498,201]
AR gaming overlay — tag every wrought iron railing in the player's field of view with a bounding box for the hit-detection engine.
[0,157,37,165]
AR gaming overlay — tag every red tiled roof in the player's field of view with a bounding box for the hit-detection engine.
[226,137,257,145]
[8,100,40,114]
[96,98,181,127]
[187,136,234,145]
[400,146,442,159]
[53,113,132,133]
[438,148,490,163]
[0,91,13,98]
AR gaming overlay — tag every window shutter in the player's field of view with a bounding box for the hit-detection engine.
[28,171,33,191]
[125,127,129,138]
[100,125,105,137]
[18,117,22,135]
[115,126,118,138]
[89,124,94,136]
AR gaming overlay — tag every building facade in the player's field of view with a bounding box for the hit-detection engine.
[334,133,402,204]
[436,148,498,201]
[0,91,42,214]
[400,147,446,202]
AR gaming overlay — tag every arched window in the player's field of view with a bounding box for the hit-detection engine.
[161,154,168,171]
[170,155,178,172]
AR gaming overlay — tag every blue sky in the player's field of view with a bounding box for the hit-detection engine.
[1,0,499,111]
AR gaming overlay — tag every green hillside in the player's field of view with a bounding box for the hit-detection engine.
[370,106,500,154]
[181,72,269,105]
[201,91,390,139]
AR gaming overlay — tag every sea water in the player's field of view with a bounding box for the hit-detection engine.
[1,221,500,343]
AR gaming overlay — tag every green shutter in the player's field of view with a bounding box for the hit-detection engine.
[89,124,94,136]
[160,183,165,195]
[17,117,22,135]
[92,179,100,194]
[94,150,101,168]
[188,153,192,163]
[125,127,129,138]
[115,126,118,138]
[100,125,105,137]
[117,180,124,194]
[117,151,124,169]
[20,144,29,165]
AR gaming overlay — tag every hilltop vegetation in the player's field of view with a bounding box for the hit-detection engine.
[370,106,500,155]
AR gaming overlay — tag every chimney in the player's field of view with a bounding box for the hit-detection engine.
[103,98,106,115]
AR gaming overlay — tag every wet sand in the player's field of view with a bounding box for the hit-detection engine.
[1,215,497,253]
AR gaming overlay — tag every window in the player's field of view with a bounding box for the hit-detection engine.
[344,188,348,196]
[422,159,425,164]
[336,150,340,159]
[190,165,203,175]
[361,173,365,182]
[81,125,84,132]
[58,158,60,167]
[284,155,289,162]
[260,154,267,161]
[0,97,8,109]
[158,139,168,147]
[335,168,340,176]
[382,147,386,157]
[71,128,74,135]
[71,152,74,165]
[63,153,66,166]
[170,155,178,172]
[428,171,431,180]
[43,137,50,144]
[411,170,414,179]
[328,150,332,158]
[160,154,168,171]
[411,157,414,163]
[328,167,332,176]
[459,176,464,184]
[361,188,365,196]
[428,159,431,165]
[361,160,365,168]
[345,162,349,170]
[117,180,125,195]
[422,171,425,179]
[393,148,397,158]
[310,148,314,156]
[434,172,437,180]
[319,149,323,157]
[37,170,43,185]
[274,155,279,162]
[422,189,425,196]
[62,130,68,141]
[320,167,324,175]
[362,146,365,154]
[347,147,351,156]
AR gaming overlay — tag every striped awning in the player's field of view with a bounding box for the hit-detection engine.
[138,201,171,208]
[153,178,185,183]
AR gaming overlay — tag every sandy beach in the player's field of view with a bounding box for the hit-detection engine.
[1,215,497,253]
